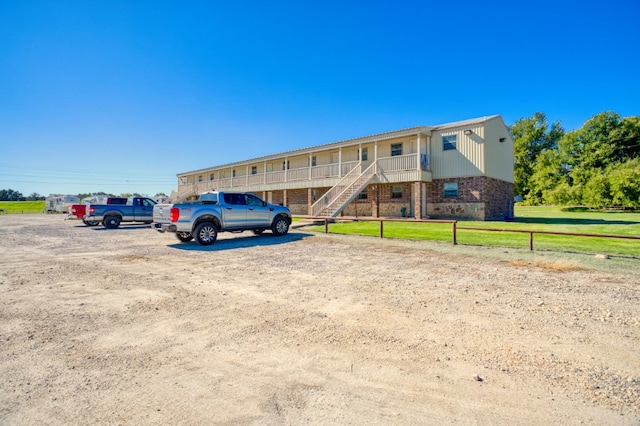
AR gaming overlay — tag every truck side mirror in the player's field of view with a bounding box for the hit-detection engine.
[263,201,267,207]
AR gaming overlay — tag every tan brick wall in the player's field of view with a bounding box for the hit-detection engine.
[288,188,309,215]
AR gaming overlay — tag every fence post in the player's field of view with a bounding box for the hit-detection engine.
[325,218,329,234]
[380,220,384,238]
[529,231,533,250]
[453,221,457,245]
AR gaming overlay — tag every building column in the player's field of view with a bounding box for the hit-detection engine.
[414,181,422,219]
[283,189,288,207]
[307,188,313,215]
[371,184,379,218]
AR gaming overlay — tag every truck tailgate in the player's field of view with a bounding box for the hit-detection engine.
[153,204,173,223]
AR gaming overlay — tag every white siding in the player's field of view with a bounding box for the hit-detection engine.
[483,116,514,182]
[430,125,484,179]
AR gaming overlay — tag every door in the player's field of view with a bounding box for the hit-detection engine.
[245,194,272,227]
[133,198,156,221]
[222,193,248,229]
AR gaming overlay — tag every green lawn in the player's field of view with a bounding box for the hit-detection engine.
[306,206,640,257]
[0,201,47,214]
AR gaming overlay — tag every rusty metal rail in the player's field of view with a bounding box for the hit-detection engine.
[305,216,640,252]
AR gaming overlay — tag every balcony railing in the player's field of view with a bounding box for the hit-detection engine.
[177,155,426,197]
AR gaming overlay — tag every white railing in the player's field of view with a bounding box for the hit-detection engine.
[311,163,362,216]
[377,154,416,172]
[176,155,426,198]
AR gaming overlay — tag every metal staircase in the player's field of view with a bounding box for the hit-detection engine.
[311,162,378,217]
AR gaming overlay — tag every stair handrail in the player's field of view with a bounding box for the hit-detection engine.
[311,163,363,217]
[312,161,378,217]
[325,162,378,217]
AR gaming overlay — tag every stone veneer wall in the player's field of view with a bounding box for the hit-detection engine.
[426,176,514,220]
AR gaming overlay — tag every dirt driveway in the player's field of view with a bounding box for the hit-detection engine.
[1,214,639,425]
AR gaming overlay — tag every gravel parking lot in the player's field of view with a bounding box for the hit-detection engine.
[1,214,639,425]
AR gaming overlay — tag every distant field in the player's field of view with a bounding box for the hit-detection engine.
[307,206,640,258]
[0,201,46,214]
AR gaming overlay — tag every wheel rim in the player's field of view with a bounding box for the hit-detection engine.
[276,219,288,234]
[198,225,216,242]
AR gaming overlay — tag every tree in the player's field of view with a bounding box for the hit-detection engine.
[26,192,44,201]
[607,158,640,208]
[510,112,564,202]
[0,189,26,201]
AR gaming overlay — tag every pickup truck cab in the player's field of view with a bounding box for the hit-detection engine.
[85,197,157,229]
[152,191,292,246]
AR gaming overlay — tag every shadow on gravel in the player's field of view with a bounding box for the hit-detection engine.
[167,232,314,251]
[87,225,152,230]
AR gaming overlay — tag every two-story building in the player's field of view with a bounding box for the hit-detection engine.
[172,115,514,220]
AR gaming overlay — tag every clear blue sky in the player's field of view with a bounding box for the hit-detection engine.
[1,1,638,197]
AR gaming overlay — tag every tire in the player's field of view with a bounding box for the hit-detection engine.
[252,229,265,235]
[83,219,100,226]
[271,216,290,236]
[194,222,218,246]
[104,215,121,229]
[176,232,194,242]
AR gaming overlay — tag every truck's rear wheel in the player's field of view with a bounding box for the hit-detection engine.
[176,232,194,242]
[271,216,289,236]
[104,215,121,229]
[194,222,218,246]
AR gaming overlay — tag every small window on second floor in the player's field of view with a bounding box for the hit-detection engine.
[443,135,457,151]
[232,169,236,177]
[360,148,368,161]
[251,166,257,175]
[209,173,215,181]
[391,143,403,156]
[198,175,203,182]
[311,156,316,167]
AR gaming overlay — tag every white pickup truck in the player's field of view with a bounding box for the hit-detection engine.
[152,191,292,246]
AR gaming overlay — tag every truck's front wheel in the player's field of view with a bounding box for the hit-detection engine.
[104,215,121,229]
[271,216,290,236]
[194,222,218,246]
[176,232,194,242]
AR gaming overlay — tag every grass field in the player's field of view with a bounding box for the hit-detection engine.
[0,201,46,214]
[308,206,640,258]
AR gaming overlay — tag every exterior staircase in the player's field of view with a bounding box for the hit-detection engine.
[311,162,378,217]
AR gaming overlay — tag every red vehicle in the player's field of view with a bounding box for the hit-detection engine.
[68,197,127,226]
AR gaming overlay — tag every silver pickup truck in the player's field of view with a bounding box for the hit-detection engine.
[152,191,292,246]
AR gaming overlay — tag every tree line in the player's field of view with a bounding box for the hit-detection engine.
[0,190,167,202]
[512,111,639,208]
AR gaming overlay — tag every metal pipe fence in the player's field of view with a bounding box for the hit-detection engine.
[305,217,640,252]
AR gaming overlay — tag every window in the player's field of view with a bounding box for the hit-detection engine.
[443,135,457,151]
[232,169,236,177]
[311,156,316,167]
[198,175,203,182]
[246,194,263,206]
[282,160,289,170]
[444,182,458,198]
[358,189,368,200]
[360,148,368,161]
[391,143,403,156]
[391,185,403,199]
[251,166,257,175]
[180,177,187,185]
[209,173,215,181]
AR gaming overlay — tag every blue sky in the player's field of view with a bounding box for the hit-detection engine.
[1,1,638,197]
